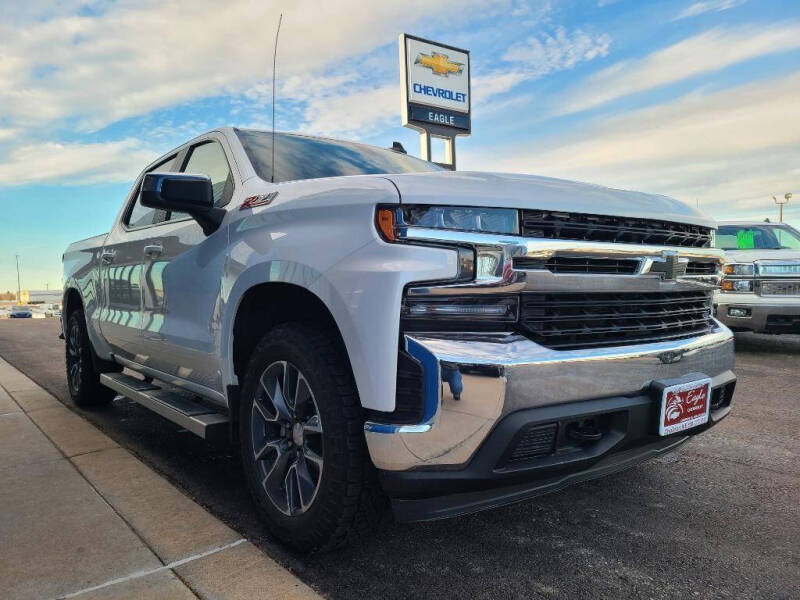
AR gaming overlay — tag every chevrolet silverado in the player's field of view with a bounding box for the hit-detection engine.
[62,127,736,551]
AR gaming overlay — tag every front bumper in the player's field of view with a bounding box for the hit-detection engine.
[365,324,734,472]
[716,293,800,333]
[381,378,734,522]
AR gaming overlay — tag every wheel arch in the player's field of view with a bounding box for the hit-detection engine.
[223,274,357,432]
[63,287,83,318]
[230,281,348,383]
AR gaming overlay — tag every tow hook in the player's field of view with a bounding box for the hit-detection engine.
[566,419,603,442]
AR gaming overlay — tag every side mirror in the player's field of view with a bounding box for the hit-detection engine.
[140,173,224,235]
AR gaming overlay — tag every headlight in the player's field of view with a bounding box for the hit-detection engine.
[723,263,755,276]
[377,205,519,283]
[721,280,754,293]
[377,205,519,240]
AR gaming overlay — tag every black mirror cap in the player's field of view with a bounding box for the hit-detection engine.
[140,173,224,235]
[141,173,214,212]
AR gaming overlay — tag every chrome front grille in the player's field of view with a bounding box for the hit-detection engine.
[759,263,800,276]
[760,281,800,296]
[512,256,640,274]
[520,291,715,350]
[685,261,719,275]
[520,210,712,248]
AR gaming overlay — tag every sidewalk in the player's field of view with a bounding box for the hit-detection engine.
[0,357,321,600]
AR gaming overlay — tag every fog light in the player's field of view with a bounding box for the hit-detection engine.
[402,296,518,321]
[727,307,751,318]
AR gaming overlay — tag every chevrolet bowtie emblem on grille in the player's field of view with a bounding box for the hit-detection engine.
[650,251,687,280]
[415,52,464,76]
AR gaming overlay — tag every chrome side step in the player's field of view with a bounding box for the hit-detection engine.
[99,372,229,441]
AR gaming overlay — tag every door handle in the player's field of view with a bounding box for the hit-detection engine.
[100,250,115,264]
[144,244,163,258]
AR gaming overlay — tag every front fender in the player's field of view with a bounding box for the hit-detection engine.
[220,187,458,411]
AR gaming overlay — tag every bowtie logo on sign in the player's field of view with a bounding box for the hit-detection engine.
[415,52,464,77]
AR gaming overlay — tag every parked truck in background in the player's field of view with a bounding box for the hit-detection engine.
[62,127,736,551]
[715,221,800,334]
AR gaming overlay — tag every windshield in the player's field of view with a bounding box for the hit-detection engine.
[715,224,800,250]
[236,129,443,183]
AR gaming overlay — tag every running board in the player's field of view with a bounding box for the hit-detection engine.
[99,372,229,441]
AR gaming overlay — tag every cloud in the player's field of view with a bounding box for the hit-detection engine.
[503,27,611,77]
[464,72,800,220]
[0,140,159,186]
[298,84,399,138]
[0,129,20,142]
[558,23,800,115]
[0,0,502,132]
[673,0,746,21]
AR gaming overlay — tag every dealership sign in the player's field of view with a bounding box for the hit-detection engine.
[399,34,471,135]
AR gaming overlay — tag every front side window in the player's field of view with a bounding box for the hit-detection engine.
[775,227,800,249]
[125,155,176,228]
[182,141,233,206]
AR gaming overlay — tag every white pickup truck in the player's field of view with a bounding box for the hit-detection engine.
[62,127,736,551]
[715,221,800,333]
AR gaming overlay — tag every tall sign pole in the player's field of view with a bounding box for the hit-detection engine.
[399,34,471,169]
[15,254,21,303]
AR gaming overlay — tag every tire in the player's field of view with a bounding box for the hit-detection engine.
[65,309,117,407]
[239,323,385,552]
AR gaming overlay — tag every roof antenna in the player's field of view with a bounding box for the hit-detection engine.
[271,13,283,183]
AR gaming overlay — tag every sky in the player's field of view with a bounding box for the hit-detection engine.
[0,0,798,291]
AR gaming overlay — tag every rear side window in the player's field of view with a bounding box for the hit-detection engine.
[125,155,177,228]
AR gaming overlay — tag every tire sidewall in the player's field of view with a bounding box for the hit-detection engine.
[66,310,88,399]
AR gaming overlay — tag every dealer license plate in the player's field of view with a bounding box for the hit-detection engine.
[658,378,712,436]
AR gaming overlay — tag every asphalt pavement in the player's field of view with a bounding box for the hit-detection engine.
[0,319,797,600]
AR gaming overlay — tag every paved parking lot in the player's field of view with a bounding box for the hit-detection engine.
[0,319,797,599]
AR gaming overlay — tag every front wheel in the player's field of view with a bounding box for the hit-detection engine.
[65,309,117,407]
[239,323,384,552]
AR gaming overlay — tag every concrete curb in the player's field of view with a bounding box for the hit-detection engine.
[0,358,322,600]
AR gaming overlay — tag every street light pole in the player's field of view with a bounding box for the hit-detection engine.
[774,194,791,223]
[15,254,22,304]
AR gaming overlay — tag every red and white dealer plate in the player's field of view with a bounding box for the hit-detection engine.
[658,378,712,436]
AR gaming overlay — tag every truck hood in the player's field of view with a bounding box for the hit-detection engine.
[724,249,800,263]
[383,171,713,227]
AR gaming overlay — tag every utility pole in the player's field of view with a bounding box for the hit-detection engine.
[774,193,792,223]
[15,254,22,304]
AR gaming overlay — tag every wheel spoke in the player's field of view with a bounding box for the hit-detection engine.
[283,459,300,514]
[283,363,299,411]
[294,455,318,510]
[294,374,312,410]
[302,414,322,435]
[253,437,282,461]
[302,446,323,470]
[252,396,278,425]
[262,447,291,497]
[260,363,293,422]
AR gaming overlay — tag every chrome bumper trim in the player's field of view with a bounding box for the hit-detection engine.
[365,324,734,471]
[716,294,800,331]
[400,229,722,295]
